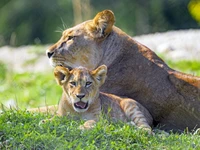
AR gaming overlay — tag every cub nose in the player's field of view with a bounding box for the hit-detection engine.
[47,51,54,58]
[76,94,85,99]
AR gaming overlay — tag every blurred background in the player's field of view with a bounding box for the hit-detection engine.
[0,0,199,46]
[0,0,200,109]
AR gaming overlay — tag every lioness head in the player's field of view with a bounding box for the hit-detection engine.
[54,65,107,112]
[46,10,115,70]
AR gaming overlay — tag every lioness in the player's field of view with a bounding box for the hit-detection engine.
[46,10,200,131]
[39,65,152,133]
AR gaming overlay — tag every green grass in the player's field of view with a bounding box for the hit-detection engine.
[0,61,62,109]
[166,60,200,76]
[158,54,200,76]
[0,58,200,149]
[0,110,199,150]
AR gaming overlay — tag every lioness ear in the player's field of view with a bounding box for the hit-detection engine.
[54,66,70,85]
[92,65,107,86]
[86,10,115,38]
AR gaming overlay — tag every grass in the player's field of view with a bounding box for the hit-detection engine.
[158,54,200,76]
[0,61,61,109]
[165,59,200,76]
[0,57,200,149]
[0,110,199,150]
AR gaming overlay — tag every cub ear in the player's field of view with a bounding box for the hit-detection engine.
[86,10,115,38]
[92,65,107,86]
[54,66,70,85]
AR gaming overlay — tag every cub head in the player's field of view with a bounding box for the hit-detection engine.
[54,65,107,112]
[46,10,115,70]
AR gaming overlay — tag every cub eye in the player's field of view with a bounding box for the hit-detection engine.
[85,81,92,87]
[70,81,76,87]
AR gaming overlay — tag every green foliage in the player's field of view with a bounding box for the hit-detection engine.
[0,0,199,46]
[0,0,73,46]
[0,110,199,149]
[188,0,200,23]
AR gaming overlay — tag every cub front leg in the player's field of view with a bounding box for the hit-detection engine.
[120,99,153,134]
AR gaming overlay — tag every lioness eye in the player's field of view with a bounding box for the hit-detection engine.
[58,42,66,49]
[70,81,76,86]
[85,81,92,87]
[68,36,74,41]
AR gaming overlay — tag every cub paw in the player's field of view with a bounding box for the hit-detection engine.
[144,128,155,136]
[39,119,51,126]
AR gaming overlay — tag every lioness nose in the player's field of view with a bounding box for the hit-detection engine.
[76,94,85,99]
[47,51,54,58]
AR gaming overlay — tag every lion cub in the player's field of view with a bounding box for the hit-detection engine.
[52,65,153,133]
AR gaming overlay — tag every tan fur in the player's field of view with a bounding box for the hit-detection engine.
[46,10,200,131]
[36,65,153,133]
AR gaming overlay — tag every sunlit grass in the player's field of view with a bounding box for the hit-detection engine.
[0,62,61,109]
[157,53,200,76]
[166,59,200,76]
[0,110,199,149]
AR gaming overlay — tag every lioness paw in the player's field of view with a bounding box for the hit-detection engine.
[79,120,96,130]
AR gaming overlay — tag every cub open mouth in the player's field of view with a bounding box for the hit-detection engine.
[74,101,88,109]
